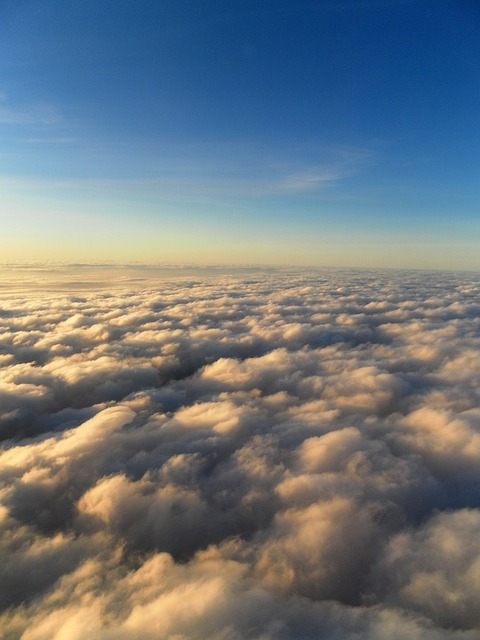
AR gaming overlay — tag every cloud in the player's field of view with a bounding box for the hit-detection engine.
[0,144,371,207]
[1,265,480,637]
[370,508,480,630]
[0,100,64,127]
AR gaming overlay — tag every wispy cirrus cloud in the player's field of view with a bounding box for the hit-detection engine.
[23,137,79,144]
[0,143,372,201]
[279,166,354,193]
[0,99,64,127]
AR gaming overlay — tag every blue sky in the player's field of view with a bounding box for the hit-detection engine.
[1,0,479,268]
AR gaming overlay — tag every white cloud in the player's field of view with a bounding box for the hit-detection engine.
[1,266,480,637]
[0,101,64,127]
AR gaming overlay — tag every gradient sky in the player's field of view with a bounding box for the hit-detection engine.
[1,0,479,268]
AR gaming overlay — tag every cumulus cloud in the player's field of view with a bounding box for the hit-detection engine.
[1,265,480,638]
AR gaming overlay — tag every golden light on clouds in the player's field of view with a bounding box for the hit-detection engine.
[1,265,480,637]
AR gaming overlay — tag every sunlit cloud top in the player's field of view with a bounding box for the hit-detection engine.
[1,267,480,636]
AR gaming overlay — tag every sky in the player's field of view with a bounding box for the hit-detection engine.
[1,0,479,268]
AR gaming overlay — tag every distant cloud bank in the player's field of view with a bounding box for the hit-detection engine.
[1,268,480,638]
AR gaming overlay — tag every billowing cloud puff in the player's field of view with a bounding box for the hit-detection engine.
[1,265,480,638]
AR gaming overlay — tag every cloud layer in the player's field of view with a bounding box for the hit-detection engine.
[1,267,480,638]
